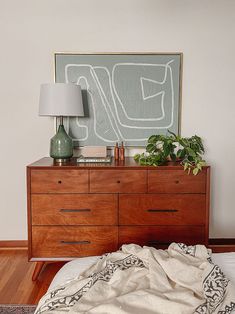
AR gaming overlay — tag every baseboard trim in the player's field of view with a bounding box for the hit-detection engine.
[209,238,235,245]
[208,245,235,252]
[208,238,235,252]
[0,240,28,249]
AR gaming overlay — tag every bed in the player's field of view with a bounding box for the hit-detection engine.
[34,243,235,314]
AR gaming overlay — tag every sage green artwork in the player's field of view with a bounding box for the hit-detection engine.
[55,53,182,147]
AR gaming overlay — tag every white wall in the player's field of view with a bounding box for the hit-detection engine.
[0,0,234,239]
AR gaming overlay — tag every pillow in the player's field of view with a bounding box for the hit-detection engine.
[212,253,235,285]
[48,256,100,291]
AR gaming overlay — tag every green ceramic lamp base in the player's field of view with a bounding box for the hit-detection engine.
[50,124,73,161]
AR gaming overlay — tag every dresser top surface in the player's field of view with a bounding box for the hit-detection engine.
[27,157,210,171]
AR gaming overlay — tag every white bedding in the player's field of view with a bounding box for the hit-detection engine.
[49,252,235,290]
[33,244,235,314]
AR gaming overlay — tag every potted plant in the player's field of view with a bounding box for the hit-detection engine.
[134,131,206,175]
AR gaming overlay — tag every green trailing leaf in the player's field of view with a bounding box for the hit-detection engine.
[167,130,177,138]
[134,154,140,161]
[177,149,182,158]
[146,143,155,153]
[183,162,188,171]
[179,149,186,159]
[170,153,177,161]
[163,143,170,157]
[187,147,197,158]
[197,163,202,171]
[148,135,157,144]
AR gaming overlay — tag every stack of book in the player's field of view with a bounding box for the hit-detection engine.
[76,156,112,163]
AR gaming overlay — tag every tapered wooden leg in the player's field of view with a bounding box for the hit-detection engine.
[32,262,45,281]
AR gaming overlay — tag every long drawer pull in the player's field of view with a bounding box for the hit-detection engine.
[60,209,91,213]
[148,240,171,246]
[60,240,91,245]
[147,209,178,213]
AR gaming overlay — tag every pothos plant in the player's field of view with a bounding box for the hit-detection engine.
[134,131,206,175]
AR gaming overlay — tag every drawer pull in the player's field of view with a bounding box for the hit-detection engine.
[147,209,178,213]
[60,240,91,245]
[60,209,91,213]
[58,180,62,184]
[148,240,171,246]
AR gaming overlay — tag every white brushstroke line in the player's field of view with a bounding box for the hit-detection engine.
[93,66,124,138]
[75,76,89,141]
[111,61,174,122]
[110,62,174,128]
[92,67,150,141]
[65,64,119,143]
[89,67,119,142]
[89,86,116,143]
[138,78,165,120]
[94,66,150,140]
[140,78,166,121]
[84,64,170,141]
[64,73,88,141]
[64,61,175,142]
[140,77,163,101]
[66,64,148,141]
[167,63,174,129]
[92,66,121,140]
[94,65,156,130]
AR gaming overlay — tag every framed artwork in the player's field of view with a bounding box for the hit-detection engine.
[55,53,182,147]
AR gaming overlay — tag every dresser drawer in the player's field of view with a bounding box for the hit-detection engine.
[32,226,118,258]
[90,170,147,193]
[31,170,88,193]
[119,194,206,225]
[32,194,118,225]
[119,226,205,247]
[148,170,206,193]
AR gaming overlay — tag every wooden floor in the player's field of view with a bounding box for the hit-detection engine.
[0,248,65,304]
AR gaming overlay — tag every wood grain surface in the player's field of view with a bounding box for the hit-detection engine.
[0,249,65,304]
[31,226,118,258]
[119,226,205,248]
[32,194,118,225]
[148,169,206,193]
[119,194,206,225]
[90,170,147,193]
[31,169,89,193]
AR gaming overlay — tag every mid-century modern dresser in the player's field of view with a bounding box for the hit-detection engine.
[27,157,210,279]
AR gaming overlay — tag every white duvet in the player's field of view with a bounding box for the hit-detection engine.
[35,243,235,314]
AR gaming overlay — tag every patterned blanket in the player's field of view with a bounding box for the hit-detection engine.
[35,243,235,314]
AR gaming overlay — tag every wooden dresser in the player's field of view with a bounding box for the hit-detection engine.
[27,157,210,279]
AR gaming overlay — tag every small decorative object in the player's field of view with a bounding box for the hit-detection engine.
[82,146,107,158]
[134,131,206,175]
[119,142,125,161]
[114,142,119,160]
[39,83,84,162]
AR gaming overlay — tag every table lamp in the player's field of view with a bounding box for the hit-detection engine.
[39,83,84,162]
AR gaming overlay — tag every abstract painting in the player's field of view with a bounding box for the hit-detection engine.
[55,53,182,146]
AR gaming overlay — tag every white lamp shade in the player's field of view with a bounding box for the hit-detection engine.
[39,83,84,116]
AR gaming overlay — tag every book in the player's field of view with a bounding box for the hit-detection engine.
[76,156,112,163]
